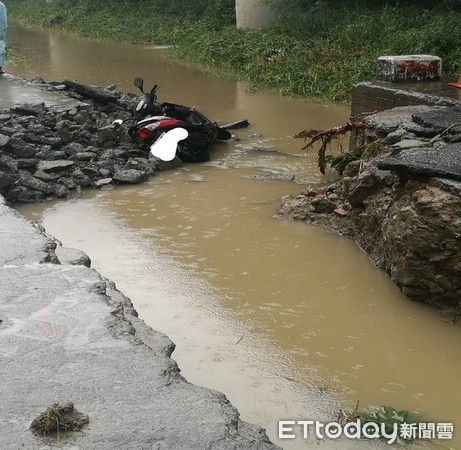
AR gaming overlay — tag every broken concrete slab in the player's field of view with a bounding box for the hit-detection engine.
[430,177,461,197]
[378,143,461,181]
[351,81,461,117]
[364,105,436,137]
[411,106,461,133]
[0,171,15,189]
[55,245,92,267]
[37,160,75,173]
[0,197,58,266]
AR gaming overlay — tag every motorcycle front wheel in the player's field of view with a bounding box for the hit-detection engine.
[177,144,210,163]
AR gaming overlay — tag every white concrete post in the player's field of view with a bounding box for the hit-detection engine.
[236,0,276,29]
[376,55,442,82]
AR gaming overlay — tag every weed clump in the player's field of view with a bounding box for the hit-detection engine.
[30,401,89,436]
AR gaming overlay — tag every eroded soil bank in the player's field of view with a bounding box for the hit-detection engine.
[278,105,461,309]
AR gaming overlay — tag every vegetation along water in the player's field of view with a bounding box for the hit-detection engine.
[5,0,461,102]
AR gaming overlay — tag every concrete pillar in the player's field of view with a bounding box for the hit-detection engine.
[236,0,276,29]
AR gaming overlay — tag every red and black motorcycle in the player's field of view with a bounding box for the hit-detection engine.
[128,77,232,162]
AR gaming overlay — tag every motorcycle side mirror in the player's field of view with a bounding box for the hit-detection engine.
[134,77,144,93]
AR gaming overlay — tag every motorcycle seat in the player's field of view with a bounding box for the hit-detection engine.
[161,103,197,123]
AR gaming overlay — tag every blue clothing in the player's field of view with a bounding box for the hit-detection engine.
[0,40,4,67]
[0,1,7,67]
[0,1,6,37]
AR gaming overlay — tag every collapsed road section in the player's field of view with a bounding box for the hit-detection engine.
[0,196,278,449]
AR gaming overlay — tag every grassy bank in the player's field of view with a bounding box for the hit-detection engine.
[5,0,461,102]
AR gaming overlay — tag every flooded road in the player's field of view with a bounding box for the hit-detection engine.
[8,22,461,450]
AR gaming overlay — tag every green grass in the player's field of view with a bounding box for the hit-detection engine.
[5,0,461,102]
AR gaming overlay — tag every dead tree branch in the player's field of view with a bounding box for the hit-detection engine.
[294,112,377,174]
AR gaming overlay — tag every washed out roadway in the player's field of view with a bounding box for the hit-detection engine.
[0,196,278,449]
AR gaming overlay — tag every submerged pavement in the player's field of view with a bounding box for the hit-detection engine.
[0,196,278,449]
[0,74,80,109]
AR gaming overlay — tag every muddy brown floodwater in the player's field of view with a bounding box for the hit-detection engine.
[10,22,461,450]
